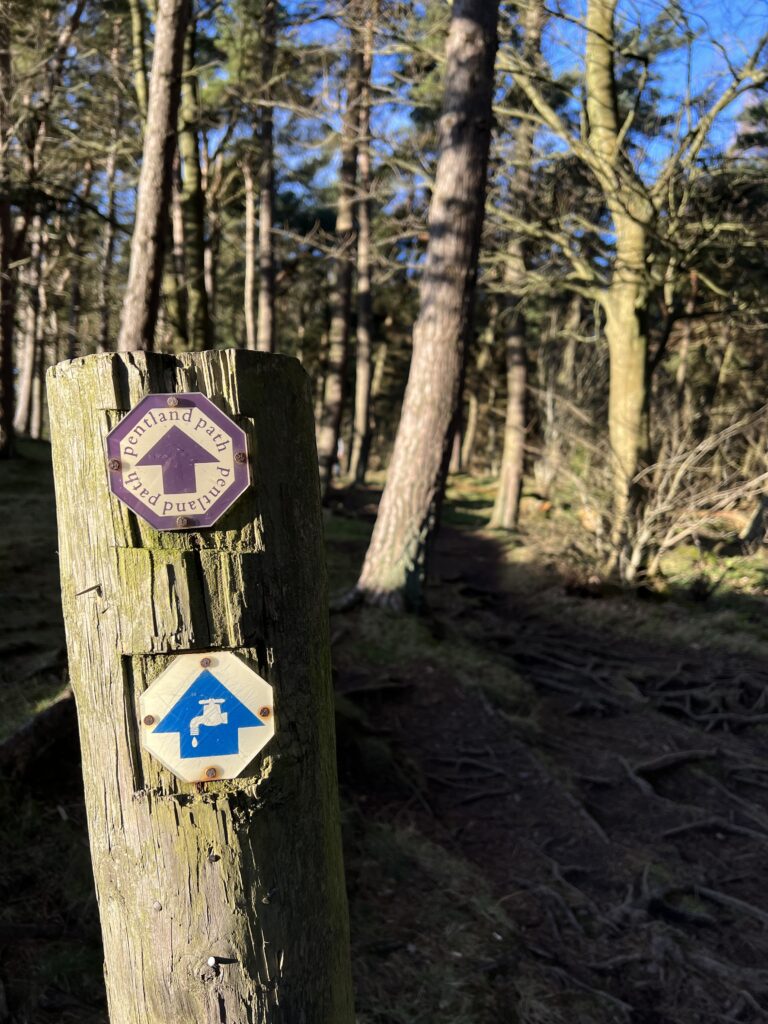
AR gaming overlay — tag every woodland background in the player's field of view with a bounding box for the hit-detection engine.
[2,0,768,1021]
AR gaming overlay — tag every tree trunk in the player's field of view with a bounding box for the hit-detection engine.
[117,0,190,353]
[128,0,149,119]
[243,159,258,351]
[29,283,46,440]
[603,253,649,539]
[98,145,118,352]
[461,389,479,470]
[66,162,93,360]
[47,349,354,1024]
[0,2,14,456]
[13,216,42,435]
[489,311,526,529]
[316,42,361,496]
[177,12,212,350]
[163,159,189,350]
[348,1,375,484]
[585,0,653,549]
[356,0,499,609]
[256,0,276,353]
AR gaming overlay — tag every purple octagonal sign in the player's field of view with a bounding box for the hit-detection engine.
[106,393,250,530]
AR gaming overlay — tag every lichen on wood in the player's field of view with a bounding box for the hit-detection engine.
[47,349,354,1024]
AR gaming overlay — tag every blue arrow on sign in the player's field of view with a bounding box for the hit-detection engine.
[153,670,264,758]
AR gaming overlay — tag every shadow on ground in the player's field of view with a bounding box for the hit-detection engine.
[2,462,768,1022]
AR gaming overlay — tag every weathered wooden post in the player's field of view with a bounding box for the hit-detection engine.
[46,350,354,1024]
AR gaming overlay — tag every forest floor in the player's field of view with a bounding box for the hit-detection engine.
[2,443,768,1023]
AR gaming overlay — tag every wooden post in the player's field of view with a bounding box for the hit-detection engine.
[46,350,354,1024]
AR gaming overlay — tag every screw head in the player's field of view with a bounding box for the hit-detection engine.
[108,458,121,471]
[234,451,247,464]
[176,516,190,528]
[259,706,271,719]
[205,767,217,780]
[143,715,155,726]
[200,657,212,668]
[152,901,162,911]
[166,395,179,408]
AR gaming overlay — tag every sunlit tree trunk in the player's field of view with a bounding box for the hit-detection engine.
[118,0,190,352]
[0,3,14,456]
[66,162,93,360]
[489,304,526,528]
[585,0,653,546]
[349,0,376,484]
[13,216,42,435]
[316,42,361,496]
[356,0,500,609]
[177,12,212,349]
[243,158,257,351]
[489,1,543,529]
[256,0,276,352]
[98,133,119,352]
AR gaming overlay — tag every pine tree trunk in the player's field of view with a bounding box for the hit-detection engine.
[47,349,355,1024]
[0,3,14,457]
[489,311,526,529]
[356,0,499,609]
[177,13,212,350]
[66,163,93,360]
[256,0,276,353]
[348,1,375,484]
[98,145,118,352]
[316,42,361,496]
[13,216,42,435]
[117,0,190,353]
[461,389,479,470]
[128,0,149,119]
[243,159,257,351]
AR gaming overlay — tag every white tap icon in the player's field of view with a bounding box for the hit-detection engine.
[190,698,228,748]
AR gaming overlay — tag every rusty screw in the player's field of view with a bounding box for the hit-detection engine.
[259,706,271,719]
[166,395,179,408]
[177,516,190,528]
[205,767,217,780]
[108,458,121,471]
[234,451,247,464]
[143,715,155,726]
[200,657,212,668]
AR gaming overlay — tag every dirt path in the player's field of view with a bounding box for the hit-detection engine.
[335,517,768,1023]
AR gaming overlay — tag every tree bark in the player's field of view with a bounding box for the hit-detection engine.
[256,0,276,353]
[177,12,212,350]
[348,0,375,484]
[66,162,93,360]
[13,215,42,435]
[128,0,149,119]
[585,0,654,547]
[117,0,190,353]
[243,158,258,351]
[489,310,526,528]
[0,2,14,456]
[47,349,355,1024]
[356,0,499,608]
[316,41,361,496]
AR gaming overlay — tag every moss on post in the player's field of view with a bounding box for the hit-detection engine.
[46,350,354,1024]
